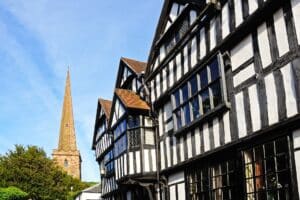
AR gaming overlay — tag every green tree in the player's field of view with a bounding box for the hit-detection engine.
[0,145,89,200]
[0,186,28,200]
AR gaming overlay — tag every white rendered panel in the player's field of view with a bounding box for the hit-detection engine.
[222,3,230,39]
[281,64,298,117]
[151,80,155,102]
[151,149,157,171]
[144,149,150,172]
[156,75,161,98]
[162,68,167,93]
[199,28,206,59]
[183,45,189,74]
[160,141,165,170]
[234,0,243,27]
[291,0,300,44]
[213,118,220,148]
[169,185,176,200]
[159,109,163,136]
[136,151,141,173]
[248,0,258,14]
[170,3,179,21]
[129,152,134,174]
[169,62,175,87]
[194,127,201,155]
[235,92,247,138]
[223,111,231,143]
[233,63,255,87]
[176,54,182,81]
[257,23,272,68]
[190,10,197,25]
[180,137,185,162]
[172,137,178,165]
[177,183,186,200]
[187,132,193,158]
[166,137,171,167]
[294,129,300,149]
[210,18,216,50]
[124,154,127,175]
[231,35,253,71]
[127,192,132,200]
[191,36,197,68]
[203,123,210,152]
[265,73,279,125]
[248,84,261,132]
[160,46,166,61]
[273,9,289,57]
[294,150,300,197]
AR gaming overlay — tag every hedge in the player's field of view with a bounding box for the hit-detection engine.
[0,187,28,200]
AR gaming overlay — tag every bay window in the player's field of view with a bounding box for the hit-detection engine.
[172,54,226,131]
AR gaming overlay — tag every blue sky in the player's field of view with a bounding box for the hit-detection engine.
[0,0,163,181]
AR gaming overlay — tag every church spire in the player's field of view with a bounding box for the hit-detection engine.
[58,69,77,151]
[52,69,81,179]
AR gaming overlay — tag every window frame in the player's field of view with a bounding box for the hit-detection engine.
[171,53,228,133]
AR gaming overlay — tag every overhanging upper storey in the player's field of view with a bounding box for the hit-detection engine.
[115,57,147,93]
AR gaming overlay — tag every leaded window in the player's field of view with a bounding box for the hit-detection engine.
[172,54,225,131]
[164,101,173,133]
[104,150,114,175]
[187,160,235,200]
[128,129,141,149]
[243,137,290,200]
[114,134,127,157]
[113,119,126,140]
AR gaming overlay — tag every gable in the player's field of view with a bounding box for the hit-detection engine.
[162,2,186,34]
[120,65,133,87]
[111,97,126,128]
[147,1,201,74]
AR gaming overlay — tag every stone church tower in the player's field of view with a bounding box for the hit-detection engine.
[52,70,81,179]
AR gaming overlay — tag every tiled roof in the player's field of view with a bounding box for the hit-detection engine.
[98,98,112,119]
[115,89,150,110]
[121,57,147,74]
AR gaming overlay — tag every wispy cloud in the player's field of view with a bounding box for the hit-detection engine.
[0,0,163,181]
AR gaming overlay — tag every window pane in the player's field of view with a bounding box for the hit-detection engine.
[175,109,182,129]
[210,58,220,82]
[183,103,191,125]
[200,67,208,88]
[190,76,198,95]
[128,129,140,148]
[211,81,222,107]
[174,90,181,107]
[191,97,200,119]
[201,89,210,114]
[182,84,189,102]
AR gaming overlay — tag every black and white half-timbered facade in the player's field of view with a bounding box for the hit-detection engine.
[93,58,158,200]
[93,0,300,199]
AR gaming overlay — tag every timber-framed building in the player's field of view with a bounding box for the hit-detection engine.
[92,0,300,199]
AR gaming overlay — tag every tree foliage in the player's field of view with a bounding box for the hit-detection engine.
[0,145,89,200]
[0,187,28,200]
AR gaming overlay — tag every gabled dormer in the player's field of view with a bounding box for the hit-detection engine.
[115,57,147,93]
[108,89,156,182]
[146,0,220,76]
[92,98,112,160]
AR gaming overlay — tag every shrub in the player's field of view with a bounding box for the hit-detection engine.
[0,187,28,200]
